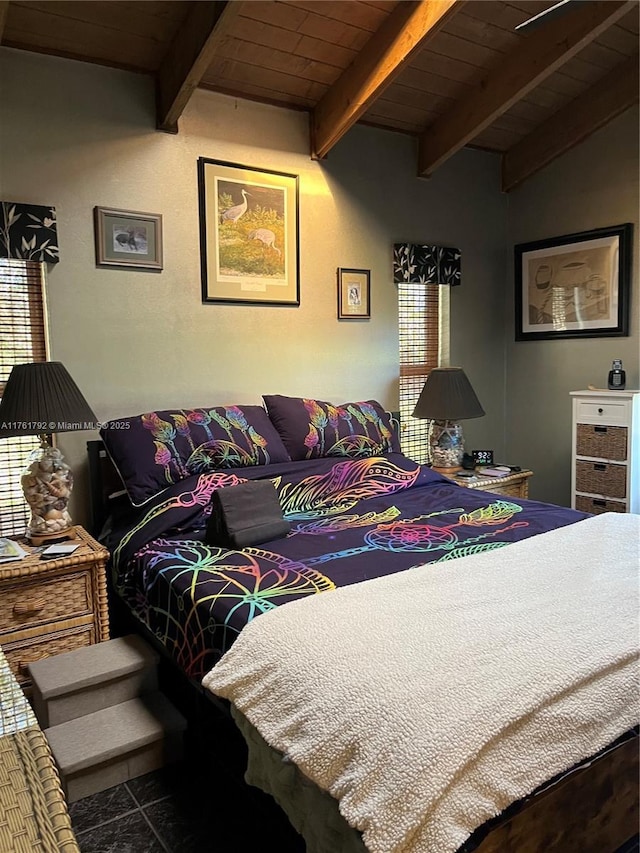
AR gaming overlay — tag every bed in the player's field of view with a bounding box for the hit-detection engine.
[88,394,639,853]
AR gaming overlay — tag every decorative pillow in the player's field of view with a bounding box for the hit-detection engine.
[262,395,401,461]
[100,405,291,506]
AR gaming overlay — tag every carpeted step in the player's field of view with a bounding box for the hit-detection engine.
[29,634,160,728]
[45,692,187,802]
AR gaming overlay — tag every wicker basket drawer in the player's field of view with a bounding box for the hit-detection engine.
[0,571,91,635]
[3,625,94,687]
[575,495,627,514]
[576,424,627,461]
[575,461,627,499]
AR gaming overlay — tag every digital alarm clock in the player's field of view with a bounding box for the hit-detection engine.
[472,449,494,466]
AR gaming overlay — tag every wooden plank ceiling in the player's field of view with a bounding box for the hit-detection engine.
[2,0,638,190]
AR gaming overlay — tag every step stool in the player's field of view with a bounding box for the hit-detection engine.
[44,693,187,802]
[28,635,187,802]
[29,634,160,728]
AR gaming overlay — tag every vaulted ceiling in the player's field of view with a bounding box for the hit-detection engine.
[1,1,638,190]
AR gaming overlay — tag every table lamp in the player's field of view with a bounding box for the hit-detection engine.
[0,362,97,543]
[412,367,485,472]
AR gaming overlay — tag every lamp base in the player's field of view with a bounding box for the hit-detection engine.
[433,465,463,475]
[21,441,75,541]
[430,420,465,469]
[29,527,79,547]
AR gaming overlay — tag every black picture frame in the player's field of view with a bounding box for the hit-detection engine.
[197,157,300,306]
[514,223,632,341]
[337,268,371,319]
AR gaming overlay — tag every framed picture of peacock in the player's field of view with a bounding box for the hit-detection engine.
[94,207,163,270]
[198,157,300,305]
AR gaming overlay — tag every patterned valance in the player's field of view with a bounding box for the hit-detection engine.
[393,243,460,286]
[0,202,59,263]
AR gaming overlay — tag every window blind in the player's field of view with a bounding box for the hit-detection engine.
[0,259,47,537]
[398,283,441,465]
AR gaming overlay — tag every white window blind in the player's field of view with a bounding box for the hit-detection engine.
[0,259,47,537]
[398,283,443,464]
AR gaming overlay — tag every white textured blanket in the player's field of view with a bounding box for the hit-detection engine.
[203,513,640,853]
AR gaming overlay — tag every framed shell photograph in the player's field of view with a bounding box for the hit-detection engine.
[515,223,632,341]
[94,207,163,270]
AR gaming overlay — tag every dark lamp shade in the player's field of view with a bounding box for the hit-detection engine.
[412,368,485,421]
[0,362,97,438]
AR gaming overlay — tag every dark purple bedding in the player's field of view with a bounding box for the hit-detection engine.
[106,453,588,680]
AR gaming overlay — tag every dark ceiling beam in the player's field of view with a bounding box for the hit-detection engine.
[156,0,242,134]
[417,0,635,177]
[502,54,640,192]
[0,2,9,43]
[311,0,464,160]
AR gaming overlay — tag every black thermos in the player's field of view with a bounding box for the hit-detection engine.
[607,359,626,390]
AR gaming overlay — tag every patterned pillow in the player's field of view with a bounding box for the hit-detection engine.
[262,395,401,461]
[100,405,291,506]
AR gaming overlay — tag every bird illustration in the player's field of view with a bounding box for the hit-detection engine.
[248,228,281,256]
[220,189,250,223]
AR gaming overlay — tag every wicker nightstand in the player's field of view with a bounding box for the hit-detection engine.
[443,469,533,499]
[0,526,110,693]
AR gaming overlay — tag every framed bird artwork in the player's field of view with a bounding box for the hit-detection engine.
[198,157,300,306]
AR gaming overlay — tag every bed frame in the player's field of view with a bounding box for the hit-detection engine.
[86,439,639,853]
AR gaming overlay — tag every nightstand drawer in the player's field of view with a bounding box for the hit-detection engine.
[491,481,529,498]
[0,571,91,635]
[575,461,626,499]
[575,399,629,426]
[3,625,95,688]
[576,424,627,461]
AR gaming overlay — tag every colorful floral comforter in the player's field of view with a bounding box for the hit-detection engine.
[107,453,588,680]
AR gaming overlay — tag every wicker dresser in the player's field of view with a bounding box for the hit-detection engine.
[0,526,110,694]
[442,469,533,499]
[571,389,640,515]
[0,644,79,851]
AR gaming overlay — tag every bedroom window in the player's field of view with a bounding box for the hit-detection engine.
[0,258,48,537]
[398,283,449,464]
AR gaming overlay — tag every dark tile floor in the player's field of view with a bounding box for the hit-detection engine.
[68,757,306,852]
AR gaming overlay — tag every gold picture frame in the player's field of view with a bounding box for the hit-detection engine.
[338,268,370,319]
[94,207,163,270]
[198,158,300,305]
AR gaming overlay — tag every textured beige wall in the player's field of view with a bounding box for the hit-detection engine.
[506,107,640,506]
[3,51,635,523]
[0,48,507,526]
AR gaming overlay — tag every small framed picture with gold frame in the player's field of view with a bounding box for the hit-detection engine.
[337,268,370,320]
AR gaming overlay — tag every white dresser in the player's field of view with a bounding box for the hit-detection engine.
[570,389,640,515]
